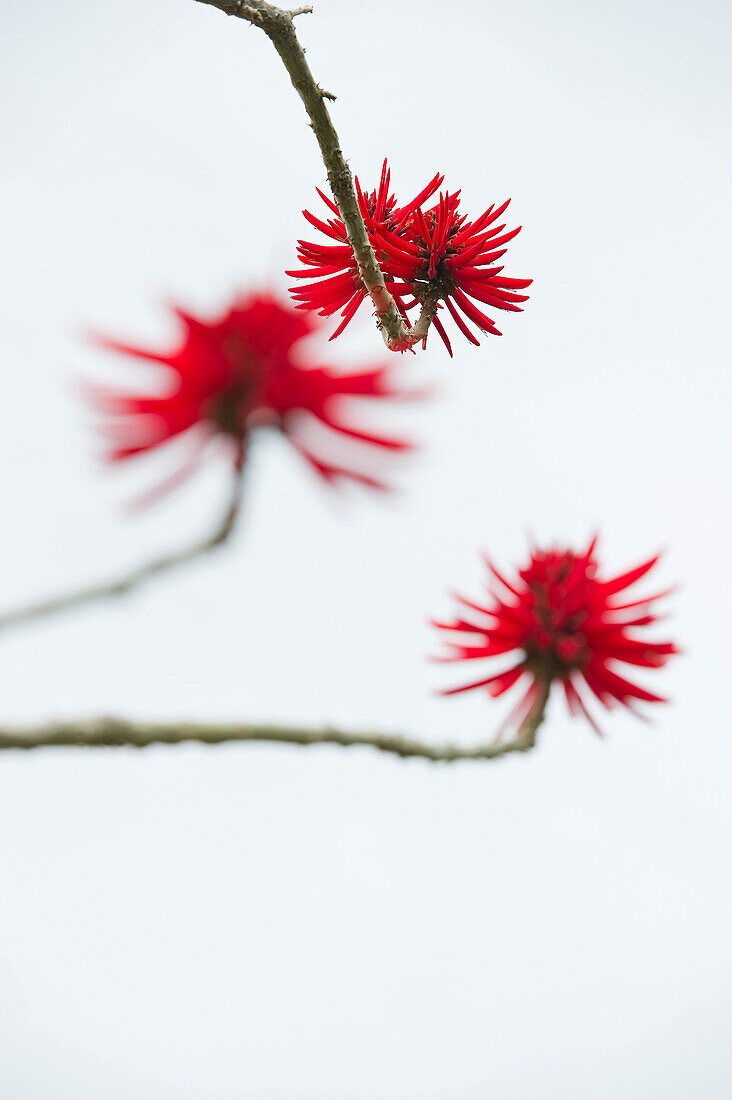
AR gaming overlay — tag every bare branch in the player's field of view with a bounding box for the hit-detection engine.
[193,0,426,352]
[0,681,551,758]
[0,448,246,634]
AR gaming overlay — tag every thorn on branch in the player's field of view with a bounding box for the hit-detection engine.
[319,86,336,101]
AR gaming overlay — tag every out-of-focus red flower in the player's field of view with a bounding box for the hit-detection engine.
[287,159,444,339]
[86,292,415,503]
[432,538,677,734]
[376,191,532,356]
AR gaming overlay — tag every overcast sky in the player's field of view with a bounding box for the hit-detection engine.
[1,1,731,1097]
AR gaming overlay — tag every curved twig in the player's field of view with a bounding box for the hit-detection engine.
[193,0,430,352]
[0,449,246,634]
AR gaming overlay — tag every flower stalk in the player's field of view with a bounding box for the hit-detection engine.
[193,0,425,351]
[0,448,245,633]
[0,692,549,759]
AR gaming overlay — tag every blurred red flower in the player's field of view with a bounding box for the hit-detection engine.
[433,538,677,734]
[86,292,415,502]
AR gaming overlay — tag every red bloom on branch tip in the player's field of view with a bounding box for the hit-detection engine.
[287,158,444,340]
[85,292,416,504]
[288,160,531,355]
[376,191,532,357]
[432,538,677,735]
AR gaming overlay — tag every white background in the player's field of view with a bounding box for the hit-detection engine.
[1,1,730,1096]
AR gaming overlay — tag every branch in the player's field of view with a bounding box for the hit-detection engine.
[0,449,246,634]
[516,678,551,750]
[194,0,427,352]
[0,681,551,758]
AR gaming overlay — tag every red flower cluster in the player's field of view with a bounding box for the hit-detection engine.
[288,159,532,355]
[86,293,415,502]
[433,538,677,734]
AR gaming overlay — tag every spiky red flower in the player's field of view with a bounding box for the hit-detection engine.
[287,159,444,339]
[288,160,532,355]
[86,292,415,502]
[375,191,532,356]
[433,538,677,734]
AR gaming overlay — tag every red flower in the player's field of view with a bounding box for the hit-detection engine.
[287,159,444,339]
[375,190,532,356]
[288,160,531,355]
[433,538,677,734]
[86,292,415,503]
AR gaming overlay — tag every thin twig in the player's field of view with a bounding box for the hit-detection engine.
[193,0,429,352]
[515,678,551,750]
[0,680,551,757]
[0,449,246,633]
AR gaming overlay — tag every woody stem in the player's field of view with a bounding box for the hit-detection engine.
[0,715,543,759]
[0,445,246,634]
[193,0,427,351]
[514,678,551,749]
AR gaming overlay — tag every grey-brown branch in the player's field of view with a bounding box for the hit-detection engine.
[194,0,433,352]
[0,682,551,758]
[0,454,245,633]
